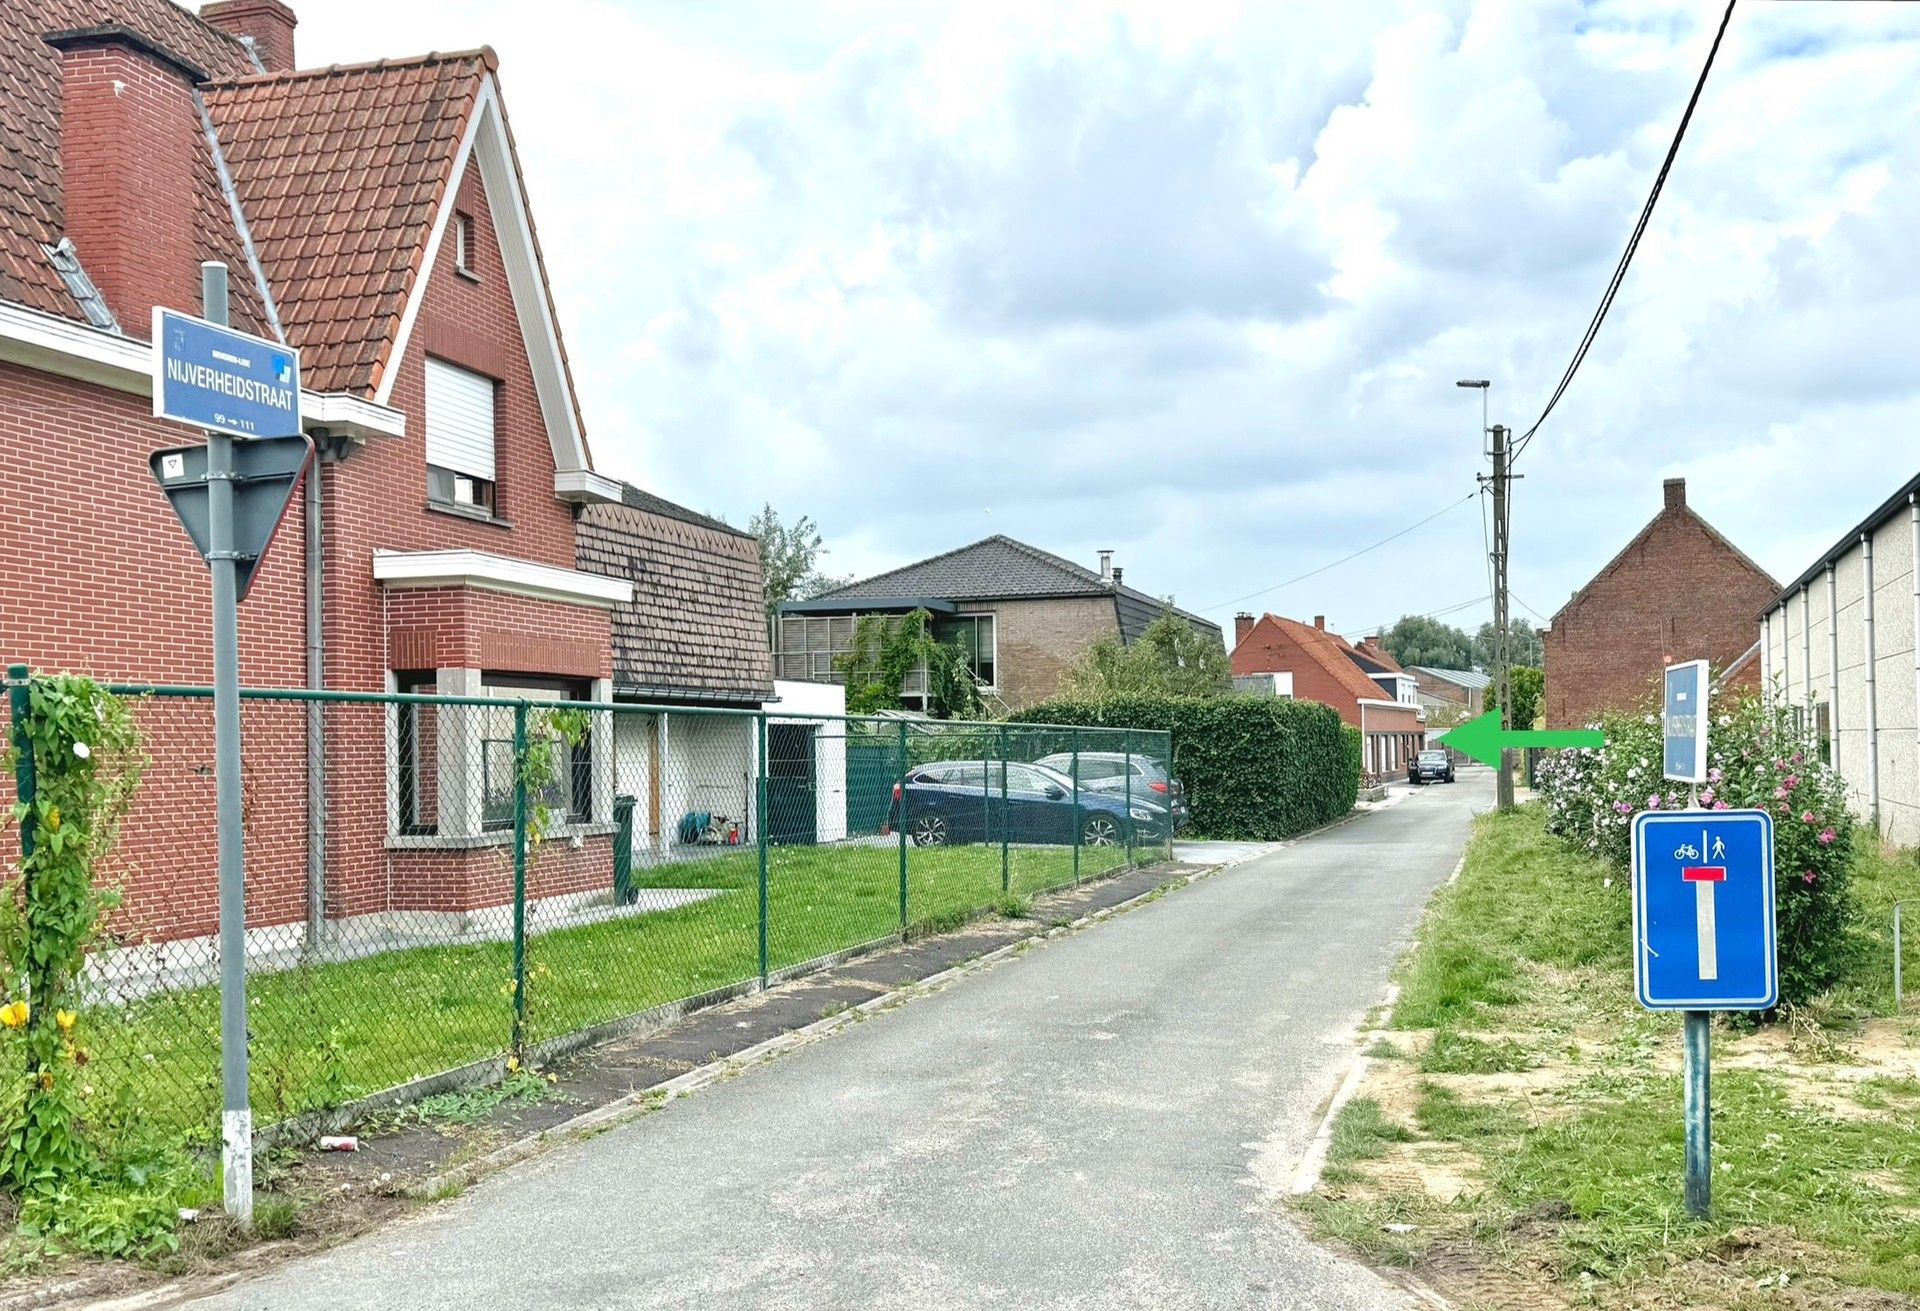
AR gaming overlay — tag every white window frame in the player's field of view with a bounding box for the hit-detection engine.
[454,212,476,277]
[425,357,498,500]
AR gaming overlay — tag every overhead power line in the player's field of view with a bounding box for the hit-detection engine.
[1510,0,1738,465]
[1203,494,1476,613]
[1354,592,1491,639]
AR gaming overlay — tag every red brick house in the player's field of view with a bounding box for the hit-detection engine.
[1230,612,1426,779]
[0,1,669,954]
[1543,478,1776,729]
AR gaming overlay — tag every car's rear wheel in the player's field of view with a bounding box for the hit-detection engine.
[1081,814,1121,847]
[911,814,949,846]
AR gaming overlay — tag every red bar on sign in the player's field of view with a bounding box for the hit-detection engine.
[1681,866,1726,883]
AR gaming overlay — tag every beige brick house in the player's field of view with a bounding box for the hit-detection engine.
[774,535,1222,712]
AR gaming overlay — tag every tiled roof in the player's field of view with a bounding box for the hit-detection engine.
[810,535,1223,642]
[202,52,487,393]
[577,489,774,704]
[1250,614,1396,707]
[0,1,268,331]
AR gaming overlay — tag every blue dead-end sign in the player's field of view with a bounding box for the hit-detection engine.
[151,308,300,439]
[1663,659,1708,783]
[1632,808,1777,1010]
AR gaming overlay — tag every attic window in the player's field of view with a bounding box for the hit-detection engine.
[43,239,118,332]
[454,212,477,279]
[425,358,497,516]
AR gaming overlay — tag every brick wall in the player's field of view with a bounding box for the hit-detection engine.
[1543,481,1777,728]
[962,596,1119,711]
[0,362,310,943]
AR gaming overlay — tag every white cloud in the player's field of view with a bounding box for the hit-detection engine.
[294,0,1920,635]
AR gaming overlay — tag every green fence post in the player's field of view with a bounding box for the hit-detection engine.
[999,724,1010,894]
[510,699,529,1058]
[757,712,770,988]
[612,794,636,904]
[7,666,32,874]
[1124,729,1134,868]
[1070,726,1081,885]
[1163,731,1175,862]
[897,720,910,932]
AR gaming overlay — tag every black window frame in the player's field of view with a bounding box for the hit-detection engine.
[395,670,437,835]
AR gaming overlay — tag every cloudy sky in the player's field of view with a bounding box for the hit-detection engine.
[299,0,1920,639]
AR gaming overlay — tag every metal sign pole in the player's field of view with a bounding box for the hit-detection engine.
[203,262,253,1223]
[1684,1010,1711,1219]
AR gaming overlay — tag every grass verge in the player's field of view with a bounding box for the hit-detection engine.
[1297,805,1920,1308]
[84,840,1146,1145]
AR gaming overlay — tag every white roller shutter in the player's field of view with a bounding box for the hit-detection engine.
[425,358,496,481]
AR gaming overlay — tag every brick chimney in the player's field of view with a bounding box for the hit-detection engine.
[1234,612,1255,646]
[200,0,298,72]
[1313,615,1326,630]
[1664,477,1686,511]
[46,27,207,332]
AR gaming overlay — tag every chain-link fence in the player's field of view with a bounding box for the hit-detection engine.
[8,680,1171,1148]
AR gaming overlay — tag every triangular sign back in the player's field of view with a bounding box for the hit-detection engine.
[150,435,313,601]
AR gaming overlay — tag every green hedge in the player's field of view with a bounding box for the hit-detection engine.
[1008,695,1360,841]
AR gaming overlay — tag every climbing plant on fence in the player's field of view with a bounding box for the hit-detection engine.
[1008,695,1359,840]
[3,674,143,1194]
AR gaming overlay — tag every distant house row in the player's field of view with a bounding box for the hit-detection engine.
[774,535,1222,714]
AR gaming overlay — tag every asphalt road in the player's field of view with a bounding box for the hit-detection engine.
[191,772,1488,1310]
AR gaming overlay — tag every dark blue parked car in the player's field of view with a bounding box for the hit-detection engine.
[887,760,1168,848]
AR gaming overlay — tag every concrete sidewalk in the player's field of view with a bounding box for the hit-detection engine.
[186,778,1487,1310]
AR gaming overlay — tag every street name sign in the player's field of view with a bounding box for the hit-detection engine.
[150,435,312,601]
[1631,808,1777,1011]
[1662,659,1709,783]
[151,308,300,439]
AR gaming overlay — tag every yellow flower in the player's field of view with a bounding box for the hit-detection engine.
[0,1001,28,1029]
[43,807,59,832]
[54,1010,75,1034]
[505,1056,520,1074]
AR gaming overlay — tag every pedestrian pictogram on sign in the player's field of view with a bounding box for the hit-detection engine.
[1632,808,1777,1010]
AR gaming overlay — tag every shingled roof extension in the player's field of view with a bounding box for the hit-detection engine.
[807,535,1223,645]
[1,1,268,331]
[577,485,773,705]
[200,51,489,393]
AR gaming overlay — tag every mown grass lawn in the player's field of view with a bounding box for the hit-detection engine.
[83,838,1136,1147]
[1301,806,1920,1305]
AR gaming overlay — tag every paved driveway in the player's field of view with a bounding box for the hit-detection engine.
[190,777,1488,1310]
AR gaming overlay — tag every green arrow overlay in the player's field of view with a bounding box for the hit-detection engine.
[1436,710,1605,768]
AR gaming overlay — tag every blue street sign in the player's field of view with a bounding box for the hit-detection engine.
[1632,809,1777,1010]
[1663,659,1708,783]
[150,308,300,439]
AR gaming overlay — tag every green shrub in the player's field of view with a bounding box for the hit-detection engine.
[1008,694,1358,840]
[1532,689,1859,1007]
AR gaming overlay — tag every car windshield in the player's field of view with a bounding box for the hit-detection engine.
[1419,751,1448,764]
